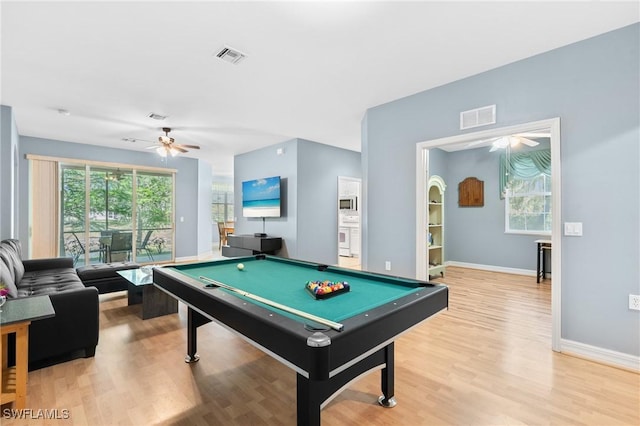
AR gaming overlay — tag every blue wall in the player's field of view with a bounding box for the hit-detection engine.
[436,142,550,271]
[234,138,361,263]
[234,139,299,257]
[17,136,211,259]
[0,105,19,239]
[197,160,213,256]
[297,139,361,265]
[363,24,639,356]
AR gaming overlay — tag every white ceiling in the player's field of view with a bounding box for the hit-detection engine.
[2,1,638,175]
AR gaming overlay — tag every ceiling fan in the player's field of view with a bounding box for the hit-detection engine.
[466,132,548,152]
[146,127,201,157]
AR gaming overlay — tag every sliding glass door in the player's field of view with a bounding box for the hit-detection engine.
[60,165,89,264]
[60,164,174,265]
[135,171,173,263]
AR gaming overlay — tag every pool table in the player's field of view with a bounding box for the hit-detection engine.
[153,255,448,426]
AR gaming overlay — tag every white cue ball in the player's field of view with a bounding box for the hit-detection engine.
[237,263,245,271]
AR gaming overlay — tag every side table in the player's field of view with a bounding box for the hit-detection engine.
[535,239,552,283]
[1,296,55,409]
[117,268,178,320]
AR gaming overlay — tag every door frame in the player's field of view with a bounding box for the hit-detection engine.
[337,176,362,263]
[415,117,561,351]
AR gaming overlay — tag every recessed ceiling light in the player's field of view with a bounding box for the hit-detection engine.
[57,109,70,116]
[148,112,168,120]
[122,138,137,143]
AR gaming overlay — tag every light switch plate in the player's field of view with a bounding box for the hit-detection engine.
[564,222,583,236]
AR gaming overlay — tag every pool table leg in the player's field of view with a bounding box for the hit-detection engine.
[378,342,397,408]
[296,373,322,426]
[184,307,210,363]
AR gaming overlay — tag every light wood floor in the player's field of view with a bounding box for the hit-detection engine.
[3,267,639,425]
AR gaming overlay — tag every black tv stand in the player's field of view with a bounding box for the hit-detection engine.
[222,234,282,257]
[254,233,267,237]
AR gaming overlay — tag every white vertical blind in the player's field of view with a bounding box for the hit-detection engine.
[29,159,59,258]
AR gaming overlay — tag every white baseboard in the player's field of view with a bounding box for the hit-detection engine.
[446,260,536,277]
[560,338,640,372]
[175,255,201,263]
[175,250,215,263]
[197,250,213,260]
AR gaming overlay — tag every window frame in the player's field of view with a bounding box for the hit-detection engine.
[212,182,234,223]
[504,173,552,236]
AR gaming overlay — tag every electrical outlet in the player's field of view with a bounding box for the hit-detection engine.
[629,295,640,311]
[385,261,391,271]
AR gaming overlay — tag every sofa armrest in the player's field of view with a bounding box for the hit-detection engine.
[28,286,99,364]
[22,257,74,272]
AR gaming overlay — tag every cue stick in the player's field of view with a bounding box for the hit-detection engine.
[198,275,345,332]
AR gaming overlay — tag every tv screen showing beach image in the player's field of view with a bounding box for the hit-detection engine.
[242,176,281,217]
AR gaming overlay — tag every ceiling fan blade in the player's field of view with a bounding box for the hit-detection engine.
[176,144,200,149]
[467,137,499,148]
[517,132,550,138]
[145,145,159,150]
[173,146,188,153]
[519,137,540,147]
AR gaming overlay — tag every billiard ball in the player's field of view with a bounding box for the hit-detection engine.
[237,263,245,271]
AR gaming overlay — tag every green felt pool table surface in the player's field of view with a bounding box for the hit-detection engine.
[170,256,425,323]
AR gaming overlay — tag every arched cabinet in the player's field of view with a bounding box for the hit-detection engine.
[427,175,446,278]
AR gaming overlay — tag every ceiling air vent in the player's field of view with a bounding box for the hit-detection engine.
[215,45,247,65]
[460,105,496,130]
[148,112,168,121]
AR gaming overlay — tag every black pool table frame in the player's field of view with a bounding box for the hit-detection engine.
[153,255,448,426]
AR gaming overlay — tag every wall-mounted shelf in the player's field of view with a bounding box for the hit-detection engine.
[222,235,282,257]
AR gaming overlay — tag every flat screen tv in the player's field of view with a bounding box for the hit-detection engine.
[242,176,281,218]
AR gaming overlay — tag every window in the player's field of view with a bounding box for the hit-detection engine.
[505,173,551,235]
[212,182,234,223]
[58,163,174,265]
[499,148,551,235]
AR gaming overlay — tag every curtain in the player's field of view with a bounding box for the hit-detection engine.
[499,149,551,197]
[29,158,59,258]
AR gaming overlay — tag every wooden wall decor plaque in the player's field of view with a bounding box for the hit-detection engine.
[459,177,484,207]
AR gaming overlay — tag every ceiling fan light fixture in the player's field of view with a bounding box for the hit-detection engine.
[492,137,510,150]
[149,127,200,157]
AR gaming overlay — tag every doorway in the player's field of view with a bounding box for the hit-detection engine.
[338,176,361,269]
[415,118,561,351]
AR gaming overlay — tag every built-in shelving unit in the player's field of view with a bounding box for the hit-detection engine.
[427,175,446,278]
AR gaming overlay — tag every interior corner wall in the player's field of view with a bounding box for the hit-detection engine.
[362,23,639,356]
[233,138,361,263]
[197,160,213,257]
[17,136,202,259]
[296,139,361,265]
[0,105,18,240]
[234,139,299,258]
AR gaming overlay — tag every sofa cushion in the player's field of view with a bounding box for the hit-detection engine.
[0,257,18,298]
[18,269,84,297]
[76,262,140,281]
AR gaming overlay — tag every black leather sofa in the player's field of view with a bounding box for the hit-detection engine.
[0,239,99,369]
